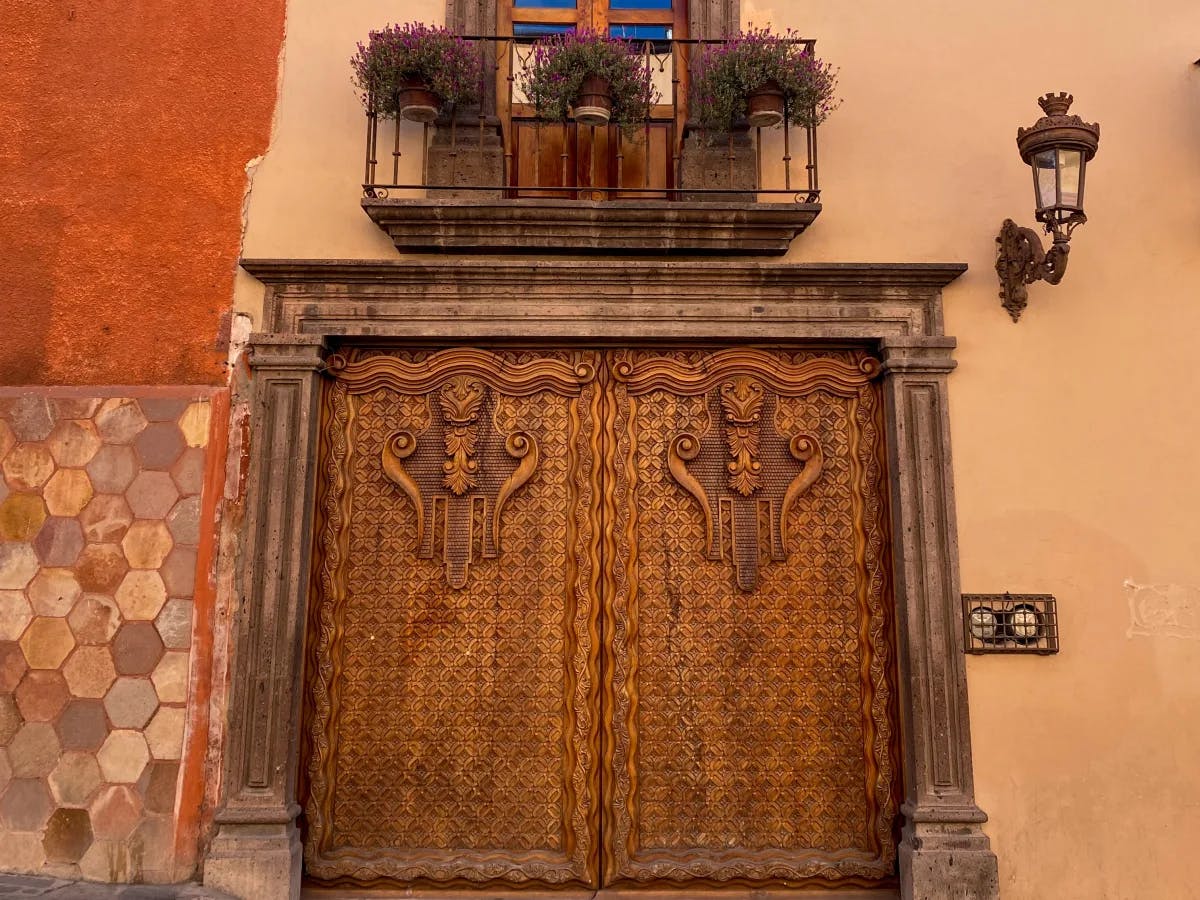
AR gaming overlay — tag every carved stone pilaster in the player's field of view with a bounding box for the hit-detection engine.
[204,335,328,900]
[878,336,999,900]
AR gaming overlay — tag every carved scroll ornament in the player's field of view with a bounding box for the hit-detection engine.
[618,350,880,592]
[327,350,592,589]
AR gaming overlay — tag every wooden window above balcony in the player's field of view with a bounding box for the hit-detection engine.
[359,0,823,255]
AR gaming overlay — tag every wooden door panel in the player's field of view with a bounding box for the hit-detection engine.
[302,348,603,888]
[602,348,900,887]
[302,346,900,893]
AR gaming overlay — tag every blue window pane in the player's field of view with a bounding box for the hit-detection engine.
[609,24,672,40]
[514,0,576,7]
[513,23,577,37]
[610,0,672,7]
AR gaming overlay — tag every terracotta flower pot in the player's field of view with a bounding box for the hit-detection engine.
[397,80,441,123]
[746,81,786,129]
[573,75,612,127]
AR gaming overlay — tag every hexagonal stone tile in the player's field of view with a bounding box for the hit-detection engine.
[114,570,167,620]
[134,422,186,470]
[145,706,185,760]
[78,493,134,543]
[86,444,138,494]
[0,748,10,792]
[27,568,82,617]
[14,669,70,722]
[43,468,94,517]
[170,448,205,495]
[32,516,85,566]
[104,677,159,729]
[160,547,197,597]
[0,829,47,872]
[2,443,56,490]
[48,752,103,809]
[0,641,29,692]
[178,401,213,448]
[49,398,100,420]
[0,590,33,641]
[0,695,23,746]
[79,838,123,882]
[121,520,174,570]
[0,419,14,461]
[139,398,189,423]
[8,720,61,777]
[6,397,55,442]
[56,699,109,754]
[67,594,120,645]
[95,399,147,444]
[75,543,128,594]
[140,759,180,815]
[151,651,189,703]
[155,599,193,650]
[0,777,53,830]
[96,730,149,783]
[90,784,144,844]
[125,470,179,520]
[19,617,75,669]
[112,621,165,676]
[166,496,201,547]
[43,807,93,863]
[62,645,117,698]
[0,542,38,590]
[0,492,46,541]
[46,419,102,469]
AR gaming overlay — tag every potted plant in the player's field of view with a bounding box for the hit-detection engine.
[692,27,839,132]
[521,30,660,129]
[351,22,482,123]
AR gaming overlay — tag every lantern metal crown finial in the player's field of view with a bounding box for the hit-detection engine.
[995,92,1101,322]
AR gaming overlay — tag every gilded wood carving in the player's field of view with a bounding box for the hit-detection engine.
[304,348,602,887]
[302,347,899,891]
[605,348,899,886]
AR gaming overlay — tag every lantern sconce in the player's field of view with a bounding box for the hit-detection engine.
[995,93,1100,322]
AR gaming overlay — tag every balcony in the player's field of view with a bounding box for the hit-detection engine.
[360,36,824,255]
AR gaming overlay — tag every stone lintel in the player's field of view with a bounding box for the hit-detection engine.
[241,259,966,342]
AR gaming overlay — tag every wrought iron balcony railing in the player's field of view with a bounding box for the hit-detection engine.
[361,35,822,204]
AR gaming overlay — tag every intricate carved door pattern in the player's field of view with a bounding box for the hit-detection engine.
[301,346,900,892]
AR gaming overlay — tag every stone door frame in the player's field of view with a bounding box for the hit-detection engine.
[203,259,1000,900]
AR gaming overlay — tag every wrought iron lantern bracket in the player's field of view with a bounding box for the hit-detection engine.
[995,93,1099,322]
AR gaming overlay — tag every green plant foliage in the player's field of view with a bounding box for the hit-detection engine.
[520,30,660,128]
[351,22,483,117]
[692,27,839,132]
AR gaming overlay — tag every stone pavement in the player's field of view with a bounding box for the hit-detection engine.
[0,873,234,898]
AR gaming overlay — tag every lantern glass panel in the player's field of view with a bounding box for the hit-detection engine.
[1057,149,1083,209]
[1033,150,1057,211]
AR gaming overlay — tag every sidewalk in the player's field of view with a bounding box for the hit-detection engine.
[0,874,234,898]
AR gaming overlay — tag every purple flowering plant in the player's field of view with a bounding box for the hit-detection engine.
[521,30,660,129]
[692,27,839,132]
[351,23,482,117]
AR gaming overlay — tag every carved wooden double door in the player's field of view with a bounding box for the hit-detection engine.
[301,346,901,892]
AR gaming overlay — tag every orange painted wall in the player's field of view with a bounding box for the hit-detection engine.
[0,0,285,386]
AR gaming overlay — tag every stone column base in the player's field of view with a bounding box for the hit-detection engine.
[900,818,1000,900]
[203,821,301,900]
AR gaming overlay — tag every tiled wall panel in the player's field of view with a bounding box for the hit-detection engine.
[0,392,216,882]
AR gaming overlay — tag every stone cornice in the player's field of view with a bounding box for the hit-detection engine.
[241,259,966,341]
[242,258,967,289]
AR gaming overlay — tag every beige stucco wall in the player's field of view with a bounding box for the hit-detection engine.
[238,1,1200,897]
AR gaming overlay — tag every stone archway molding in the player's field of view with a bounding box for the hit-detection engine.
[203,258,999,900]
